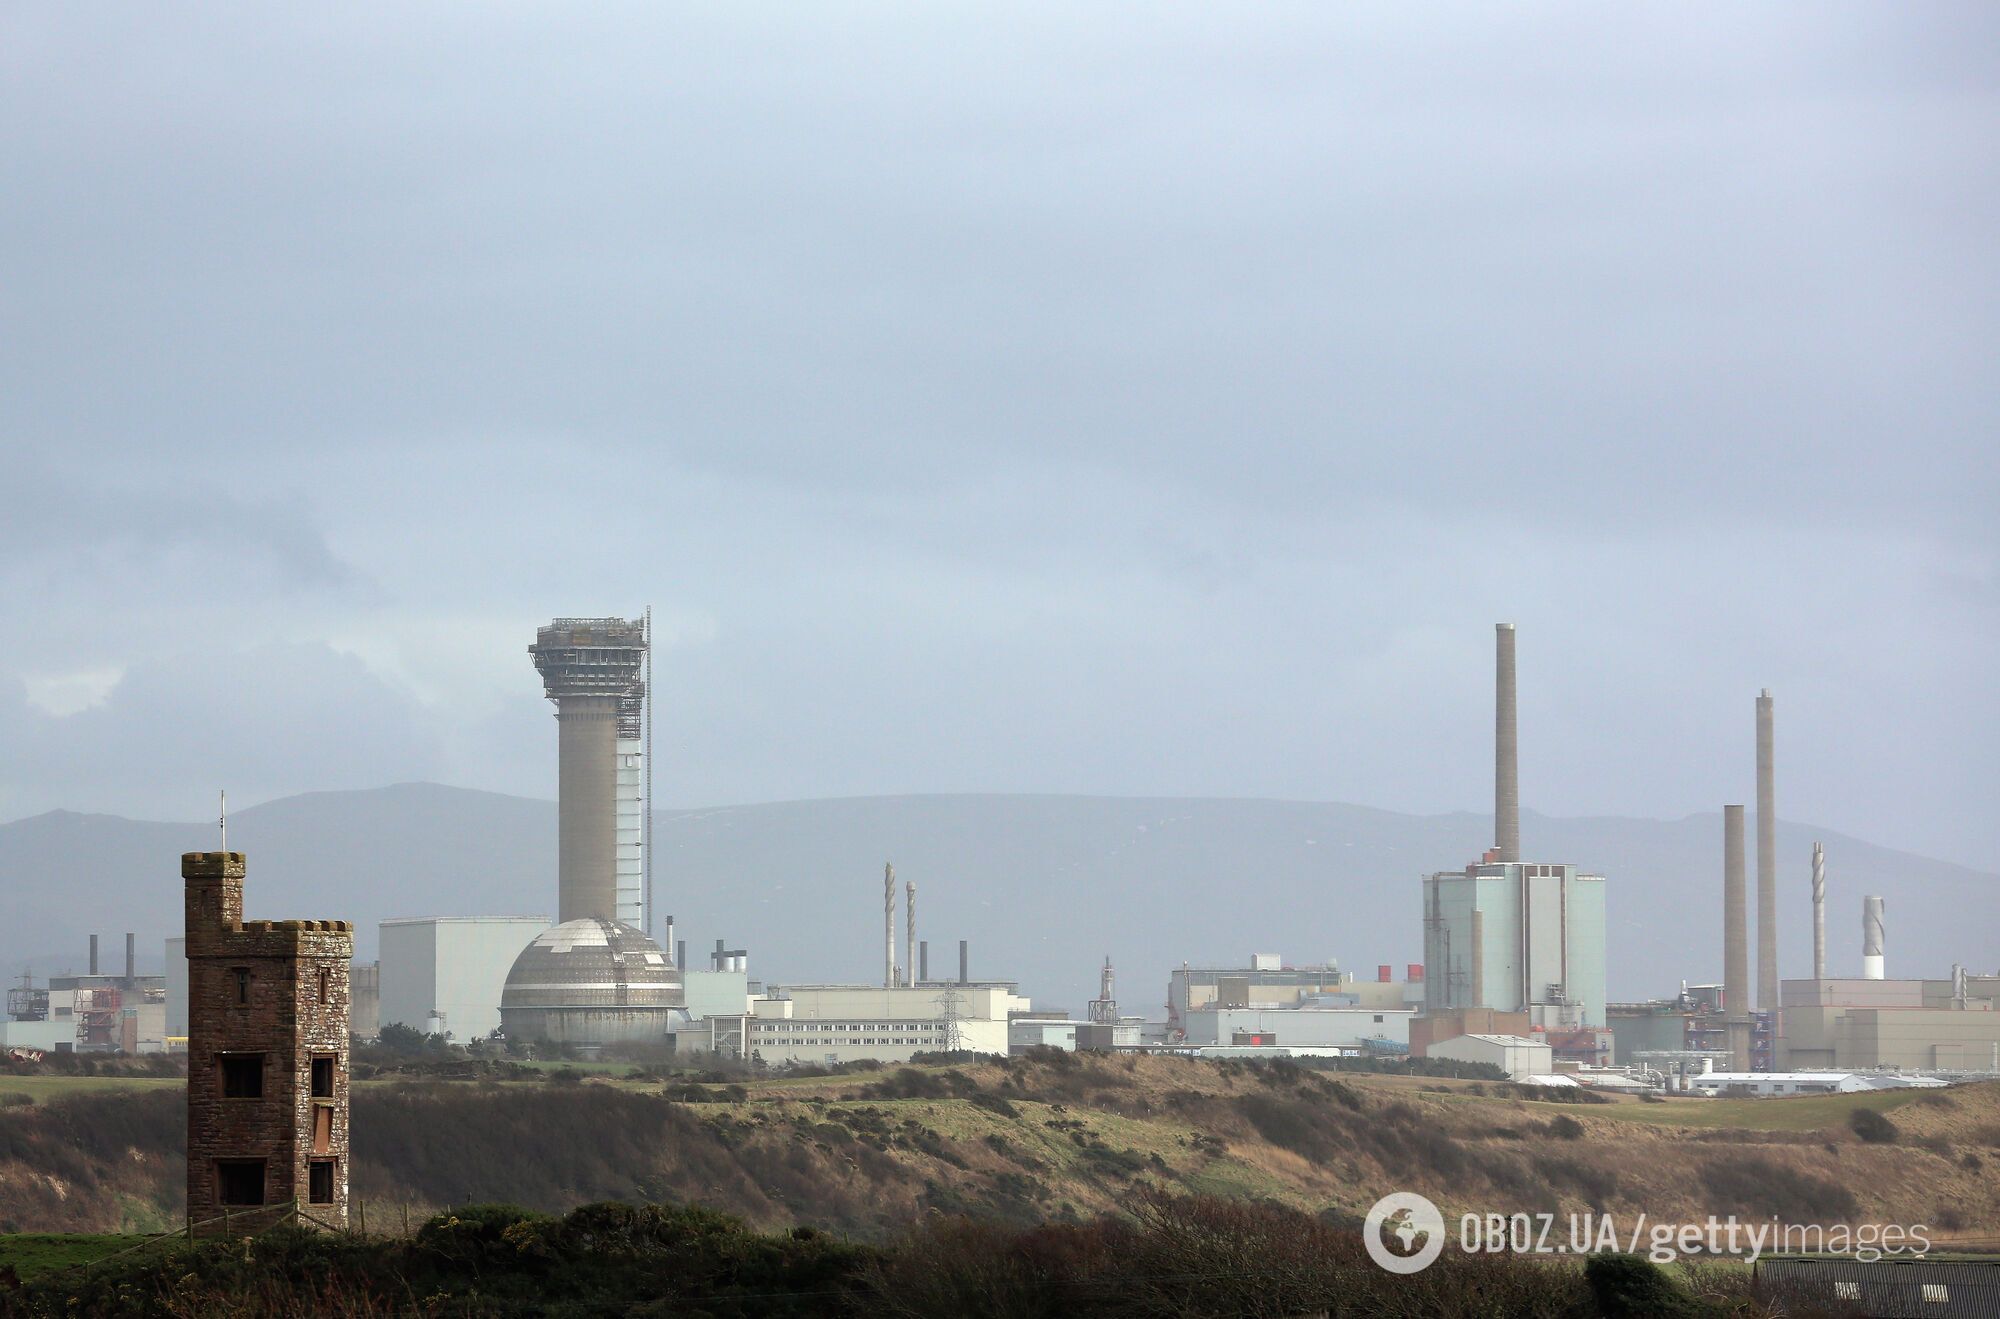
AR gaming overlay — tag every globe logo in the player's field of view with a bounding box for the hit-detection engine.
[1363,1191,1446,1274]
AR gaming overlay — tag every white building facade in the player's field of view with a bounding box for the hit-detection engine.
[708,983,1029,1064]
[1426,1033,1553,1080]
[380,916,551,1041]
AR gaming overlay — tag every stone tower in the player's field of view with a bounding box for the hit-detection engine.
[183,851,353,1231]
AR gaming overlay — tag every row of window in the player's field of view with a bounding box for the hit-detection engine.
[759,1037,939,1047]
[218,1054,338,1099]
[224,967,337,1005]
[214,1158,338,1207]
[751,1021,936,1032]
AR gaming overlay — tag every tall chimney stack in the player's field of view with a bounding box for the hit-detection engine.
[124,933,135,982]
[89,934,99,977]
[883,864,897,988]
[905,880,917,988]
[1495,623,1520,863]
[1811,843,1826,982]
[1862,896,1885,980]
[919,939,929,983]
[1723,804,1752,1070]
[1756,690,1778,1012]
[959,939,969,985]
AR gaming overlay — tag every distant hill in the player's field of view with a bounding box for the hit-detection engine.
[1,784,1993,1010]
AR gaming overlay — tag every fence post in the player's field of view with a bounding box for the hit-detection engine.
[357,1199,365,1236]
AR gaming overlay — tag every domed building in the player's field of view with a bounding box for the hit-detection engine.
[499,918,683,1048]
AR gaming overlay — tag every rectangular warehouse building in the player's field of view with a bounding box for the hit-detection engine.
[379,917,550,1043]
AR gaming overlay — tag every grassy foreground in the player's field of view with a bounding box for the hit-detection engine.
[0,1194,1843,1318]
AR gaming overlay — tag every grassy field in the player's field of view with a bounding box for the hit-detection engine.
[0,1074,183,1103]
[0,1233,143,1281]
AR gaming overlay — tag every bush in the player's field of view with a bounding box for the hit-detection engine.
[1850,1107,1899,1144]
[1698,1155,1858,1222]
[1542,1114,1585,1140]
[1584,1252,1706,1318]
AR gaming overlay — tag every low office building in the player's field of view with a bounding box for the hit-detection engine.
[708,983,1030,1064]
[1685,1070,1948,1098]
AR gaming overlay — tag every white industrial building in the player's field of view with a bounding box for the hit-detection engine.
[1684,1071,1950,1098]
[1426,1033,1553,1080]
[1179,1005,1414,1052]
[1169,955,1423,1029]
[697,983,1029,1064]
[380,916,551,1041]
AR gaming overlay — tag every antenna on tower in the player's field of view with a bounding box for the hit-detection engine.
[218,790,228,854]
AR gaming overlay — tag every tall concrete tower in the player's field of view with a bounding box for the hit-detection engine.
[1756,690,1778,1012]
[530,619,647,926]
[1495,622,1520,863]
[1722,804,1752,1071]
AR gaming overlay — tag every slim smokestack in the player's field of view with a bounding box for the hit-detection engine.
[1495,623,1520,863]
[920,939,929,983]
[1811,843,1826,982]
[959,939,969,985]
[664,914,677,967]
[905,880,917,988]
[884,864,896,988]
[124,933,135,982]
[89,934,98,977]
[1756,690,1778,1012]
[1723,804,1752,1070]
[1862,896,1885,980]
[676,939,687,973]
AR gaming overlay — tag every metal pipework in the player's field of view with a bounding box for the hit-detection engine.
[1495,623,1520,863]
[1756,690,1778,1012]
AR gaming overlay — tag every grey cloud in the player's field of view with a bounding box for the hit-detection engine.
[0,7,1994,884]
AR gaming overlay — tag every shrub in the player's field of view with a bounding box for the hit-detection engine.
[1698,1156,1857,1222]
[1850,1107,1899,1144]
[1542,1114,1585,1140]
[1584,1252,1706,1318]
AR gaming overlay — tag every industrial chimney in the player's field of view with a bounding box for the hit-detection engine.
[1495,623,1520,863]
[89,934,99,977]
[1811,843,1826,982]
[883,864,897,988]
[905,880,917,988]
[1862,896,1886,980]
[125,933,135,982]
[1756,690,1778,1012]
[1723,804,1752,1070]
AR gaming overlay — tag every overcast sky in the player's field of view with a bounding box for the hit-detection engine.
[3,6,1995,870]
